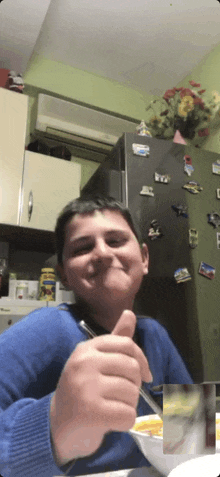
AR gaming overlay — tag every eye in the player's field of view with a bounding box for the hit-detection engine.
[107,236,127,247]
[72,244,93,256]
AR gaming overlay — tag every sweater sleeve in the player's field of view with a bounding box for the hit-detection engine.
[0,307,70,477]
[0,393,63,477]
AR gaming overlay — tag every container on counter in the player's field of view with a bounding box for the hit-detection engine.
[39,268,56,301]
[16,280,29,300]
[28,281,39,300]
[8,273,17,299]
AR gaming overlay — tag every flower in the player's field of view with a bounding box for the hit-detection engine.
[189,80,201,87]
[178,96,194,117]
[180,88,195,99]
[193,97,205,109]
[198,128,209,137]
[163,88,176,102]
[149,116,162,127]
[145,80,220,141]
[212,91,220,103]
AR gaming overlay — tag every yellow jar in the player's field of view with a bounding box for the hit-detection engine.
[39,268,56,301]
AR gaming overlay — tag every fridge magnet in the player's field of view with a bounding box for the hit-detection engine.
[189,229,198,248]
[136,120,152,137]
[217,189,220,199]
[182,181,203,194]
[212,160,220,175]
[184,155,192,166]
[140,185,154,197]
[207,212,220,228]
[171,204,188,218]
[174,268,192,283]
[154,172,171,183]
[198,262,216,280]
[217,232,220,249]
[132,143,150,157]
[183,155,194,176]
[148,220,163,240]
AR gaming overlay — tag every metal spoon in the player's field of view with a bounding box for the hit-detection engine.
[79,319,163,419]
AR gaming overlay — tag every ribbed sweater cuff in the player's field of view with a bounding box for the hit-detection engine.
[4,394,64,477]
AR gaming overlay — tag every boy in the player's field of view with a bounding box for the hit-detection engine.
[0,195,193,477]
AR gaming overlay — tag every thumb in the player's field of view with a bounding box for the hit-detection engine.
[111,310,136,339]
[112,309,153,383]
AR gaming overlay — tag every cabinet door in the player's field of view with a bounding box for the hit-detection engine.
[20,151,81,231]
[0,89,28,225]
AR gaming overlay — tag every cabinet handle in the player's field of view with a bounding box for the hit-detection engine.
[28,190,33,222]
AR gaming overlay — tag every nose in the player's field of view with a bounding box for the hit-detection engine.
[92,238,114,264]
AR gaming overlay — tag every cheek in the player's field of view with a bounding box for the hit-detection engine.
[130,252,146,276]
[127,246,143,265]
[65,257,88,279]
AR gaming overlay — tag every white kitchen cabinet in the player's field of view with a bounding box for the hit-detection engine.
[0,88,28,225]
[19,151,81,231]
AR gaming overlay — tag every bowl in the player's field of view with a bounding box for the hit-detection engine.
[129,413,220,476]
[167,454,220,477]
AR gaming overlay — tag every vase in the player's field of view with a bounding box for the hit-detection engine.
[174,118,196,140]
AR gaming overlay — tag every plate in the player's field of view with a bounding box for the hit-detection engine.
[168,454,220,477]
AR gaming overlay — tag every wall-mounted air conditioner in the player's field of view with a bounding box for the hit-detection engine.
[36,94,140,154]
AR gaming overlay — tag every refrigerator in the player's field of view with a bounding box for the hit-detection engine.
[82,133,220,383]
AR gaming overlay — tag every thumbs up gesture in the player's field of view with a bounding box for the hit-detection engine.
[50,310,152,466]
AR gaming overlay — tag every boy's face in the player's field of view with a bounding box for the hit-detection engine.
[57,209,149,308]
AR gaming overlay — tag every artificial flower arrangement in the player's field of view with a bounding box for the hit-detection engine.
[145,80,220,143]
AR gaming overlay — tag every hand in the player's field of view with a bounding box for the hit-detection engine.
[50,310,152,466]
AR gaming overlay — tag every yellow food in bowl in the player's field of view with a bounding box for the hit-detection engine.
[133,417,220,440]
[132,418,163,437]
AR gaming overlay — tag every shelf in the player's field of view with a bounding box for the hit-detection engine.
[0,223,55,253]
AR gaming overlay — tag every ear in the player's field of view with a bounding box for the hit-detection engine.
[140,243,149,275]
[55,263,69,289]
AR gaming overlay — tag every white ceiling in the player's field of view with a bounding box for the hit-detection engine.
[1,0,220,95]
[0,0,51,73]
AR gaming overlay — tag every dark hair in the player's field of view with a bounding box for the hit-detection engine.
[54,194,142,265]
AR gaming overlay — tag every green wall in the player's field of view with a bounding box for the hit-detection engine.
[24,53,152,118]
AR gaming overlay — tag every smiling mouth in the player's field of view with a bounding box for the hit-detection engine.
[89,267,125,278]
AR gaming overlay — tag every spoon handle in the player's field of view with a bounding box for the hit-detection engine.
[139,386,163,419]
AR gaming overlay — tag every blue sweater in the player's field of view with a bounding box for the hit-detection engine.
[0,303,193,477]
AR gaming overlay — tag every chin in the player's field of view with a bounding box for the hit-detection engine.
[88,287,136,307]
